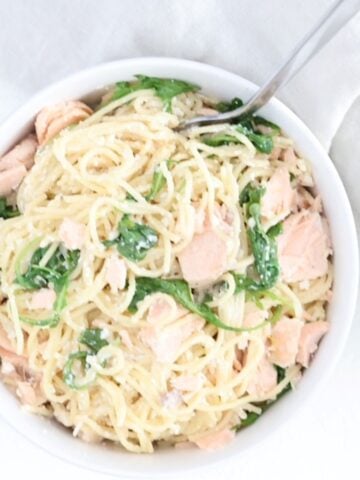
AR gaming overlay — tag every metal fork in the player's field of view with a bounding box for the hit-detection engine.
[177,0,360,131]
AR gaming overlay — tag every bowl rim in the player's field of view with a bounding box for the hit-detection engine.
[0,57,358,477]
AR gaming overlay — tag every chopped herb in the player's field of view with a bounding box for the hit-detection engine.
[103,214,158,262]
[63,351,96,390]
[79,328,109,354]
[0,197,20,219]
[111,75,199,112]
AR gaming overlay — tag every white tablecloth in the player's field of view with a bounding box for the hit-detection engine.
[0,1,359,479]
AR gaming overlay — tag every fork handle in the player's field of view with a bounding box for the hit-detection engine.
[180,0,360,130]
[239,0,360,117]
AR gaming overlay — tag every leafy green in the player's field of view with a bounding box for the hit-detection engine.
[275,365,286,383]
[111,75,200,112]
[63,329,110,389]
[129,276,283,333]
[125,192,138,202]
[110,81,135,100]
[209,94,281,152]
[63,351,96,390]
[128,277,239,331]
[267,222,283,239]
[216,97,243,113]
[202,125,273,153]
[275,365,292,398]
[15,244,80,327]
[202,292,214,304]
[252,116,281,136]
[205,95,278,153]
[16,245,80,290]
[79,328,109,354]
[103,214,158,262]
[146,168,166,201]
[0,197,20,219]
[239,184,265,206]
[235,125,273,153]
[233,412,260,432]
[247,217,279,286]
[203,133,239,147]
[233,184,281,293]
[245,289,290,311]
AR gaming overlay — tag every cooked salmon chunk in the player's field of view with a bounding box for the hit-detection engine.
[296,321,329,367]
[35,100,93,145]
[278,211,331,283]
[261,167,295,220]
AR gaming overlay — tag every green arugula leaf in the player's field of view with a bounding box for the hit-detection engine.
[15,244,80,327]
[233,184,280,292]
[129,277,283,333]
[202,125,273,153]
[275,365,292,399]
[0,197,20,219]
[125,192,138,202]
[208,94,280,152]
[239,184,265,206]
[16,246,80,290]
[252,116,281,136]
[267,222,283,239]
[63,351,96,390]
[233,412,260,432]
[216,97,243,113]
[204,95,277,153]
[275,365,286,383]
[245,289,291,311]
[110,81,133,99]
[103,214,158,262]
[202,292,214,304]
[203,133,239,147]
[146,167,166,202]
[111,75,199,112]
[79,328,109,354]
[236,125,273,153]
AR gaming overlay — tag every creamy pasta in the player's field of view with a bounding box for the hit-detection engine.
[0,76,332,453]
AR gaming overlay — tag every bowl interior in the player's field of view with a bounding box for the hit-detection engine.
[0,58,358,477]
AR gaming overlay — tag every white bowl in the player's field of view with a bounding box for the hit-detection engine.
[0,58,358,477]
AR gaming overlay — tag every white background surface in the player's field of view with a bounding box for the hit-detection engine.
[0,1,359,479]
